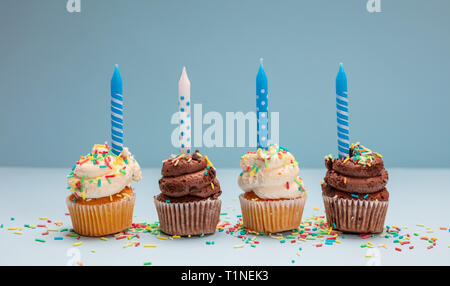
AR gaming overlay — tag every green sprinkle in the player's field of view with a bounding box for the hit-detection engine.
[107,178,112,184]
[143,262,152,266]
[98,179,101,187]
[165,200,170,203]
[35,239,46,243]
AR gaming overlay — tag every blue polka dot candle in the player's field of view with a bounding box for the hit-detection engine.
[256,58,269,149]
[336,63,349,159]
[178,66,191,154]
[111,64,124,156]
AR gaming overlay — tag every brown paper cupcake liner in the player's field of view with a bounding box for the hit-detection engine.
[323,196,388,233]
[66,193,136,237]
[154,198,222,236]
[239,194,307,234]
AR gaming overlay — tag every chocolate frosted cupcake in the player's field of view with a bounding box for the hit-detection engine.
[322,143,389,233]
[154,150,222,236]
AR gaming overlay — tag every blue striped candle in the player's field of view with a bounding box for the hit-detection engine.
[111,64,124,156]
[256,58,269,149]
[336,63,349,158]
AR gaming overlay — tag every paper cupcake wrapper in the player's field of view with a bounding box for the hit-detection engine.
[322,196,388,233]
[154,198,222,236]
[239,194,307,234]
[66,193,136,237]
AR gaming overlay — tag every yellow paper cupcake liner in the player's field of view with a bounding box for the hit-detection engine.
[239,193,307,233]
[66,193,136,237]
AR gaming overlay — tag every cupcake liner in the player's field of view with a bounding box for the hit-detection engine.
[239,194,307,233]
[322,195,388,233]
[154,198,222,236]
[66,193,136,237]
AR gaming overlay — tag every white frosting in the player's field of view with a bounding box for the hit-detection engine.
[67,144,142,199]
[238,145,306,199]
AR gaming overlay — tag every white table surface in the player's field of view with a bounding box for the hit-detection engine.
[0,167,449,266]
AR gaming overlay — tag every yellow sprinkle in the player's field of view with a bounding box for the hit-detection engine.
[39,217,48,220]
[431,237,438,240]
[233,244,245,248]
[144,244,157,247]
[343,157,350,163]
[73,242,83,247]
[211,182,214,190]
[157,235,168,240]
[116,194,122,197]
[19,227,24,231]
[365,254,373,258]
[14,231,22,235]
[313,208,319,211]
[335,240,341,244]
[426,230,434,233]
[172,235,181,239]
[379,244,387,248]
[417,224,425,227]
[91,249,96,253]
[8,227,18,230]
[109,195,113,202]
[368,241,373,246]
[204,155,214,167]
[47,228,58,232]
[100,237,108,241]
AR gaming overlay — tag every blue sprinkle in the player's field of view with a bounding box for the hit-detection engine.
[351,194,359,198]
[54,237,63,240]
[363,194,369,199]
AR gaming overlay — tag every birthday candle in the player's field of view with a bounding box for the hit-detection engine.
[178,66,191,154]
[256,58,269,149]
[336,63,349,158]
[111,64,124,156]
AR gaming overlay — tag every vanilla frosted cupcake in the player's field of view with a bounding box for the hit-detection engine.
[238,145,307,233]
[66,143,142,236]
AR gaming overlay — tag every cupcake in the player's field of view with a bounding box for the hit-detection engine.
[321,142,389,233]
[154,150,222,236]
[66,143,142,237]
[238,145,307,233]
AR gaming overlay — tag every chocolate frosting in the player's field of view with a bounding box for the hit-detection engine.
[158,150,222,202]
[323,143,389,198]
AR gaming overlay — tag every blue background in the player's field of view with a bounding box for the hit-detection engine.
[1,0,449,168]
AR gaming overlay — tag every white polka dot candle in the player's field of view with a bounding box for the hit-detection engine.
[256,58,269,149]
[111,64,124,156]
[178,66,191,154]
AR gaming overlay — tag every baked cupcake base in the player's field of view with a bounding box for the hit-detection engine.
[66,188,136,237]
[154,197,221,236]
[239,193,306,234]
[323,195,388,233]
